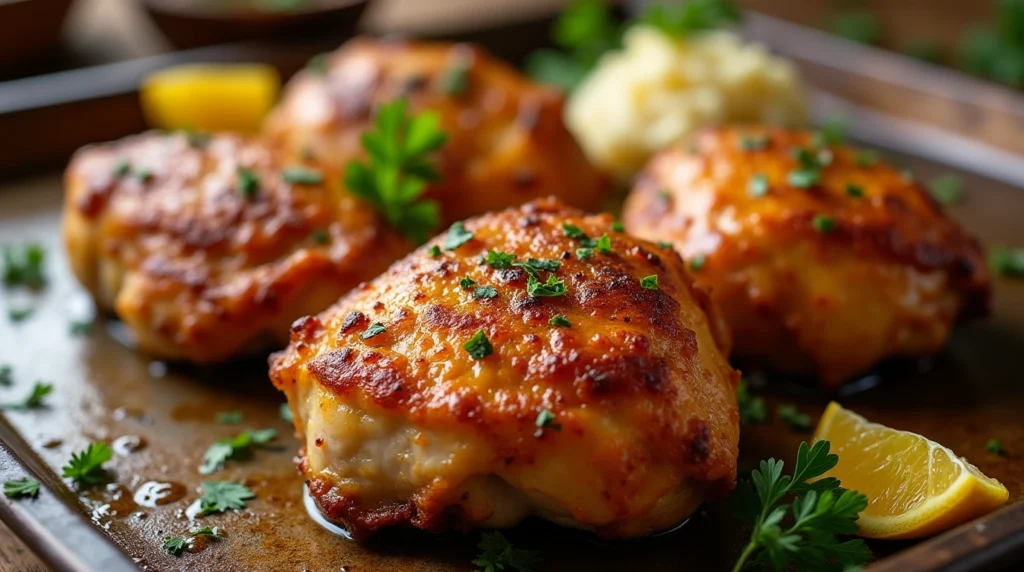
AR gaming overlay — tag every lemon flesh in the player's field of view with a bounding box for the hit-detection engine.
[814,401,1009,539]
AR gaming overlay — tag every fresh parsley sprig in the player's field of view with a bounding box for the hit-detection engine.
[473,531,541,572]
[200,428,277,475]
[732,441,871,572]
[62,442,113,486]
[0,382,53,410]
[164,526,223,556]
[345,99,448,244]
[737,378,766,425]
[3,477,40,499]
[199,481,254,515]
[2,243,46,289]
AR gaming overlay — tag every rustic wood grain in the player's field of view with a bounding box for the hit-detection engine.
[0,521,48,572]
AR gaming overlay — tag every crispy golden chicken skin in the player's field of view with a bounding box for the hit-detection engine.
[263,38,607,224]
[270,198,739,540]
[63,132,410,362]
[623,127,990,388]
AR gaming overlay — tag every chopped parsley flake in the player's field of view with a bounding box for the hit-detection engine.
[198,481,254,515]
[200,429,277,475]
[748,174,769,197]
[439,58,471,96]
[305,52,330,75]
[282,166,324,185]
[737,378,767,425]
[8,307,35,323]
[595,234,612,254]
[611,221,625,232]
[515,258,561,273]
[163,536,189,556]
[689,256,706,272]
[990,247,1024,277]
[813,116,848,147]
[216,411,243,425]
[473,531,541,572]
[845,183,865,198]
[3,243,46,288]
[113,159,130,178]
[473,285,498,299]
[987,439,1005,455]
[361,322,386,340]
[576,247,594,260]
[0,382,52,410]
[463,329,493,360]
[460,277,476,289]
[526,273,566,297]
[69,318,94,335]
[778,404,812,432]
[640,275,658,290]
[444,221,474,251]
[788,168,821,189]
[928,174,963,205]
[486,250,517,269]
[562,223,588,239]
[549,315,571,328]
[62,442,112,485]
[657,241,673,250]
[3,477,40,499]
[279,403,294,424]
[237,168,260,199]
[428,245,442,257]
[812,214,837,233]
[739,134,770,151]
[535,409,562,432]
[855,150,879,167]
[0,365,11,386]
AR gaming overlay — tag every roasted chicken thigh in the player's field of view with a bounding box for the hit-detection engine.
[64,132,410,362]
[264,37,607,223]
[270,198,740,540]
[623,127,990,387]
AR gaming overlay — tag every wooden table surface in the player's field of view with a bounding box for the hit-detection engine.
[0,520,47,572]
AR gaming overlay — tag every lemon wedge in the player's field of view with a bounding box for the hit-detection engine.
[140,64,280,134]
[813,401,1009,539]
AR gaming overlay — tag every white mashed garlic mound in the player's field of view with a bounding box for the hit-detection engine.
[566,26,808,180]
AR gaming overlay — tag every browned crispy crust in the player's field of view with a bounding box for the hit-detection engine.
[271,198,739,540]
[263,37,608,224]
[63,132,411,362]
[623,126,991,387]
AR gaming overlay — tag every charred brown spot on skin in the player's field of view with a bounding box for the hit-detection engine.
[495,268,527,284]
[520,215,541,228]
[290,315,323,344]
[422,303,479,331]
[341,311,366,333]
[314,437,324,448]
[688,420,711,463]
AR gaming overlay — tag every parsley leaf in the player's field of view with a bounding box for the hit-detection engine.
[640,275,658,290]
[535,409,562,432]
[0,365,11,386]
[464,329,493,360]
[3,477,40,499]
[62,442,112,486]
[8,307,35,323]
[594,234,612,254]
[778,404,813,432]
[689,255,707,272]
[199,481,254,515]
[990,247,1024,277]
[640,0,742,38]
[460,277,476,290]
[740,134,770,152]
[444,221,474,251]
[987,438,1006,456]
[345,99,447,244]
[562,223,588,240]
[279,403,294,424]
[439,57,471,96]
[163,536,189,556]
[737,378,766,426]
[514,258,561,273]
[928,174,963,205]
[473,286,498,299]
[69,318,94,335]
[236,168,260,199]
[164,526,224,556]
[361,323,386,340]
[2,244,47,288]
[749,174,769,197]
[845,183,865,198]
[812,215,836,234]
[576,247,594,260]
[611,221,625,232]
[282,166,324,185]
[472,531,541,572]
[732,441,871,571]
[831,10,881,45]
[855,150,879,167]
[217,411,243,425]
[0,382,53,410]
[549,315,571,328]
[200,428,277,475]
[526,273,567,297]
[524,0,620,92]
[428,245,442,257]
[486,250,516,268]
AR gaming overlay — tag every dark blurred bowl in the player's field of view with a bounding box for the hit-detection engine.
[142,0,371,49]
[0,0,75,70]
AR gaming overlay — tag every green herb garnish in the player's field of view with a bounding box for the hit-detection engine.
[527,273,567,297]
[473,531,541,572]
[514,259,561,273]
[748,174,769,197]
[987,438,1005,456]
[812,215,836,234]
[611,221,625,232]
[3,243,46,288]
[237,168,260,199]
[439,58,471,96]
[854,150,879,167]
[217,411,243,425]
[595,234,612,254]
[428,245,442,257]
[845,183,865,198]
[737,378,766,426]
[640,275,658,290]
[200,428,277,475]
[813,116,848,147]
[0,382,52,410]
[831,10,881,45]
[460,277,476,290]
[198,481,254,515]
[928,174,964,205]
[69,318,94,335]
[740,134,770,152]
[576,247,594,260]
[990,247,1024,277]
[345,99,447,243]
[731,441,871,572]
[113,159,131,178]
[282,166,324,185]
[163,536,189,556]
[473,286,498,299]
[535,409,562,432]
[8,307,34,323]
[3,477,40,499]
[62,442,112,485]
[0,365,11,386]
[562,223,588,240]
[778,404,813,432]
[279,403,294,424]
[164,528,222,557]
[689,256,706,272]
[361,323,386,340]
[549,315,571,328]
[444,221,474,251]
[464,329,494,360]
